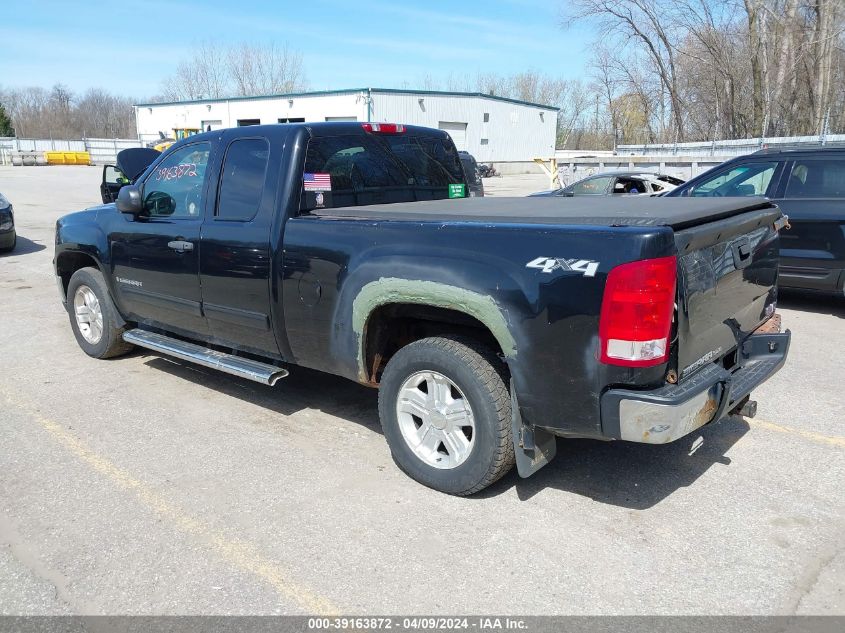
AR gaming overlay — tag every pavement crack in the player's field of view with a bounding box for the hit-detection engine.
[0,512,84,614]
[784,542,843,614]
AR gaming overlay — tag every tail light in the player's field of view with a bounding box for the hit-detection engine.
[362,122,405,134]
[598,255,677,367]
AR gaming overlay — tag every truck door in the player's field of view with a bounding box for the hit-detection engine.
[109,141,212,337]
[198,131,282,358]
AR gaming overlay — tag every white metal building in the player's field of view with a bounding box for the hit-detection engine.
[134,88,558,164]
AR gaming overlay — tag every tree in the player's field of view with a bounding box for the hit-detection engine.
[0,103,13,136]
[74,89,136,138]
[566,0,687,142]
[0,84,136,139]
[568,0,845,143]
[159,40,308,101]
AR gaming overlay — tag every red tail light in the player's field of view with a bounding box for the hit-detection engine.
[362,122,405,134]
[598,256,677,367]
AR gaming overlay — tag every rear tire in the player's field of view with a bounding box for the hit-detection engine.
[66,267,133,359]
[0,231,15,253]
[378,336,515,495]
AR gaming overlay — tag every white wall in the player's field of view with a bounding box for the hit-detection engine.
[135,93,366,142]
[372,92,557,162]
[135,91,558,162]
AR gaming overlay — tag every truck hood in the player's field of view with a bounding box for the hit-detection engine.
[116,147,160,182]
[57,204,115,227]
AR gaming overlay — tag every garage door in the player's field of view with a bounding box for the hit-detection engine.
[438,121,468,151]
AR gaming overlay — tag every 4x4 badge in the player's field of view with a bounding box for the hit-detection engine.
[525,257,600,277]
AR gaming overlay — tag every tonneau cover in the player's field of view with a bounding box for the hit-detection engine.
[316,196,778,230]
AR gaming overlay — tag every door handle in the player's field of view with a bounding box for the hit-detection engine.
[167,239,194,253]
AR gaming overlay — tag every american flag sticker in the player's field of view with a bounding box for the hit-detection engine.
[304,173,332,191]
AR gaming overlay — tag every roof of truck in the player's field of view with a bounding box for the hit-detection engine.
[316,196,778,230]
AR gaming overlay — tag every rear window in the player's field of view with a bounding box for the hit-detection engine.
[301,132,466,210]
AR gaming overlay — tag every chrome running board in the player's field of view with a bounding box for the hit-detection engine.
[122,329,288,386]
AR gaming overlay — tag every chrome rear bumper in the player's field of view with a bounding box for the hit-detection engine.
[601,327,791,444]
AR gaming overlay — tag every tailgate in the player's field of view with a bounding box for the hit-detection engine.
[674,205,784,379]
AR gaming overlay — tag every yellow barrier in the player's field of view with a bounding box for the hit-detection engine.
[44,151,91,166]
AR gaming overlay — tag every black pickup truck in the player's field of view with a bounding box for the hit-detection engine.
[54,122,791,495]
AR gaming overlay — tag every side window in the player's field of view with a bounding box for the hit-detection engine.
[784,159,845,198]
[104,165,128,185]
[572,176,612,195]
[216,138,270,221]
[613,177,645,194]
[143,143,210,218]
[690,162,777,197]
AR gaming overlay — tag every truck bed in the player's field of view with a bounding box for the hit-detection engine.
[314,196,778,229]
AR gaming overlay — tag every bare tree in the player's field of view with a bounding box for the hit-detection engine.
[809,0,842,132]
[569,0,845,143]
[566,0,687,141]
[227,42,307,96]
[0,84,136,139]
[159,41,308,101]
[74,89,136,138]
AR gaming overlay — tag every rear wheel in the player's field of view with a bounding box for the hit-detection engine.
[378,336,515,495]
[66,267,133,359]
[0,230,15,253]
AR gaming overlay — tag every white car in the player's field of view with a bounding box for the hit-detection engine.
[530,171,685,197]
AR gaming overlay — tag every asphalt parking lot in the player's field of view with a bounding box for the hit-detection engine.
[0,165,843,615]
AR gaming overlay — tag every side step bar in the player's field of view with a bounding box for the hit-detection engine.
[122,329,289,386]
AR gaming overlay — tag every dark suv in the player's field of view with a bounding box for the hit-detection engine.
[668,148,845,295]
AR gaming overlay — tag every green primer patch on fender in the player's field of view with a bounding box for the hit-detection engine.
[352,278,517,378]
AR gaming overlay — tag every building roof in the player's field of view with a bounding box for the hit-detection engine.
[135,87,560,111]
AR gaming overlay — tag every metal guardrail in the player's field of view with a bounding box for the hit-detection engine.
[618,133,845,157]
[555,156,732,187]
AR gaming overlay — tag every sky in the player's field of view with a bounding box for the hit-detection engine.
[2,0,594,99]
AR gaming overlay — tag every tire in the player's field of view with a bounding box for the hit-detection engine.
[0,231,14,253]
[66,267,133,359]
[378,336,515,495]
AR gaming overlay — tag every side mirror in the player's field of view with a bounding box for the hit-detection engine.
[116,184,143,216]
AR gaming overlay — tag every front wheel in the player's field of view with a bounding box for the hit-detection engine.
[66,267,133,359]
[378,336,515,495]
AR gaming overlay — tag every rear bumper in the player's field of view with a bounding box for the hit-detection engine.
[600,326,791,444]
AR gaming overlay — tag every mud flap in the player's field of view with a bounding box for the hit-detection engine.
[511,380,557,478]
